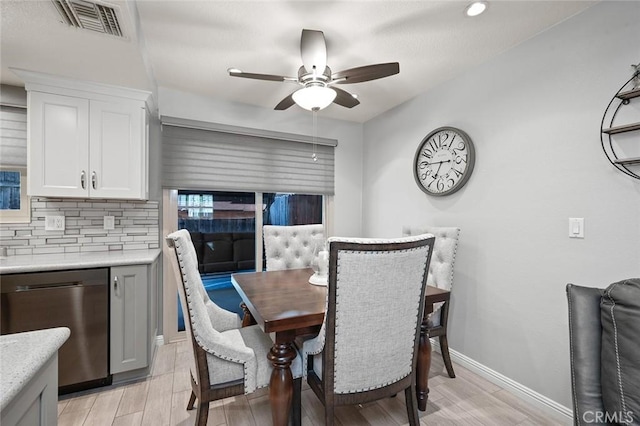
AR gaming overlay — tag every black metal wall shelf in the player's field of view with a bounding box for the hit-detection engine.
[600,66,640,180]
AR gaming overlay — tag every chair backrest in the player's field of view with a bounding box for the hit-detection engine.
[402,226,460,291]
[323,234,434,394]
[165,229,236,388]
[566,283,606,424]
[263,224,324,271]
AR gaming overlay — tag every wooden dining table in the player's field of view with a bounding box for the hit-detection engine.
[231,267,451,426]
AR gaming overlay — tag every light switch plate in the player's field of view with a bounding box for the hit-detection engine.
[45,215,65,231]
[103,216,115,230]
[569,218,584,238]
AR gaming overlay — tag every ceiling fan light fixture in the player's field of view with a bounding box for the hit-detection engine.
[465,1,488,17]
[292,85,337,111]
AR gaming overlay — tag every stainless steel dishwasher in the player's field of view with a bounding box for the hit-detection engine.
[1,268,111,393]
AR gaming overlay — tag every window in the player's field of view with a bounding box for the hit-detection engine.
[0,167,30,223]
[174,190,323,332]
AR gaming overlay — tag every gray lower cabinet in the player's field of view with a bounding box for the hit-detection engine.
[1,356,58,426]
[110,264,148,374]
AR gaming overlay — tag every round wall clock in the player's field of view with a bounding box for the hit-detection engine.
[413,126,476,196]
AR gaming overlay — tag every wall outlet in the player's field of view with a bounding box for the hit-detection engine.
[103,216,115,230]
[45,215,65,231]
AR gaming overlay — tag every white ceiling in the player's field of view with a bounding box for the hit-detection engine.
[1,0,596,123]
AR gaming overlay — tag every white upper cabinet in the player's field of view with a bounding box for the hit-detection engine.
[89,99,146,199]
[17,69,151,200]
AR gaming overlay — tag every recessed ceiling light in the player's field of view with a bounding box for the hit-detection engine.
[465,1,488,17]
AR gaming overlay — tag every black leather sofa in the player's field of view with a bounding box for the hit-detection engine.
[189,232,255,274]
[566,278,640,425]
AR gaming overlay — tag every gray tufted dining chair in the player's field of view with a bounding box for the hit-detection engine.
[166,229,302,426]
[402,225,460,378]
[263,224,324,271]
[300,234,435,426]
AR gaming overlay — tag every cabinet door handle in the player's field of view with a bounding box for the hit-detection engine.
[114,276,118,291]
[81,171,86,189]
[92,171,97,190]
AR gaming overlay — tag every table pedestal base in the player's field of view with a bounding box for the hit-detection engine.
[267,339,297,426]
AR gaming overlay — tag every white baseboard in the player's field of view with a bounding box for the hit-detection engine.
[431,339,573,424]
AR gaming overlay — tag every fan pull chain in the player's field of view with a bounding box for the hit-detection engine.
[312,108,318,162]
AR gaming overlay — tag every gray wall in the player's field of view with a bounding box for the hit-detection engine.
[361,1,640,409]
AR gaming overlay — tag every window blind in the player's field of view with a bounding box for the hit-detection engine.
[161,117,337,195]
[0,106,27,167]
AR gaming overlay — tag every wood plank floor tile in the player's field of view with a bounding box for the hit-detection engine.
[141,373,174,426]
[116,380,150,417]
[112,411,144,426]
[456,392,528,426]
[206,399,228,426]
[491,389,565,426]
[55,341,565,426]
[60,394,96,413]
[153,343,177,377]
[359,399,404,426]
[58,399,69,416]
[172,367,191,393]
[170,389,195,426]
[57,408,90,426]
[247,393,272,425]
[83,387,125,425]
[223,395,256,426]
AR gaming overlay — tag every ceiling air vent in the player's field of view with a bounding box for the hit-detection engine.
[52,0,123,37]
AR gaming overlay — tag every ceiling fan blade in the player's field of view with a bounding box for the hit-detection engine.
[275,93,296,110]
[228,70,287,82]
[300,29,327,74]
[332,62,400,84]
[332,87,360,108]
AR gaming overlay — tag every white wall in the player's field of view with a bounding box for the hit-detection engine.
[157,88,364,237]
[362,1,640,409]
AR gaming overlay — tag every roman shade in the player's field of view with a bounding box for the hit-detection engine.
[0,106,27,167]
[161,116,337,195]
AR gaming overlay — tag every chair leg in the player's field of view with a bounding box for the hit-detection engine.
[187,390,196,410]
[195,401,209,426]
[324,404,335,426]
[405,385,420,426]
[290,378,302,426]
[439,334,456,378]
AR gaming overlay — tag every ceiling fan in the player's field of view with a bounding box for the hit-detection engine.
[228,29,400,111]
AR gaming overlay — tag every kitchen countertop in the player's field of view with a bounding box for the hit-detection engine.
[0,248,161,274]
[0,327,70,410]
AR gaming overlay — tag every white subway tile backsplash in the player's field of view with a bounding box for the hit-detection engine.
[0,197,159,256]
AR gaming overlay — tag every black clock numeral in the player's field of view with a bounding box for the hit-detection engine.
[447,178,455,188]
[438,132,450,148]
[446,134,456,149]
[450,168,463,178]
[429,138,441,152]
[436,179,445,191]
[420,169,433,181]
[454,154,467,164]
[452,141,466,156]
[421,150,433,159]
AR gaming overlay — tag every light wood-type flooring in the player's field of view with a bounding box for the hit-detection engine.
[57,340,565,426]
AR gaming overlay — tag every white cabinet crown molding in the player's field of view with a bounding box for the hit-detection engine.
[11,68,154,109]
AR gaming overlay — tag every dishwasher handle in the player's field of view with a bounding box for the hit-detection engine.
[15,281,83,292]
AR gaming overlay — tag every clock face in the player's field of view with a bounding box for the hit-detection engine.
[413,127,476,196]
